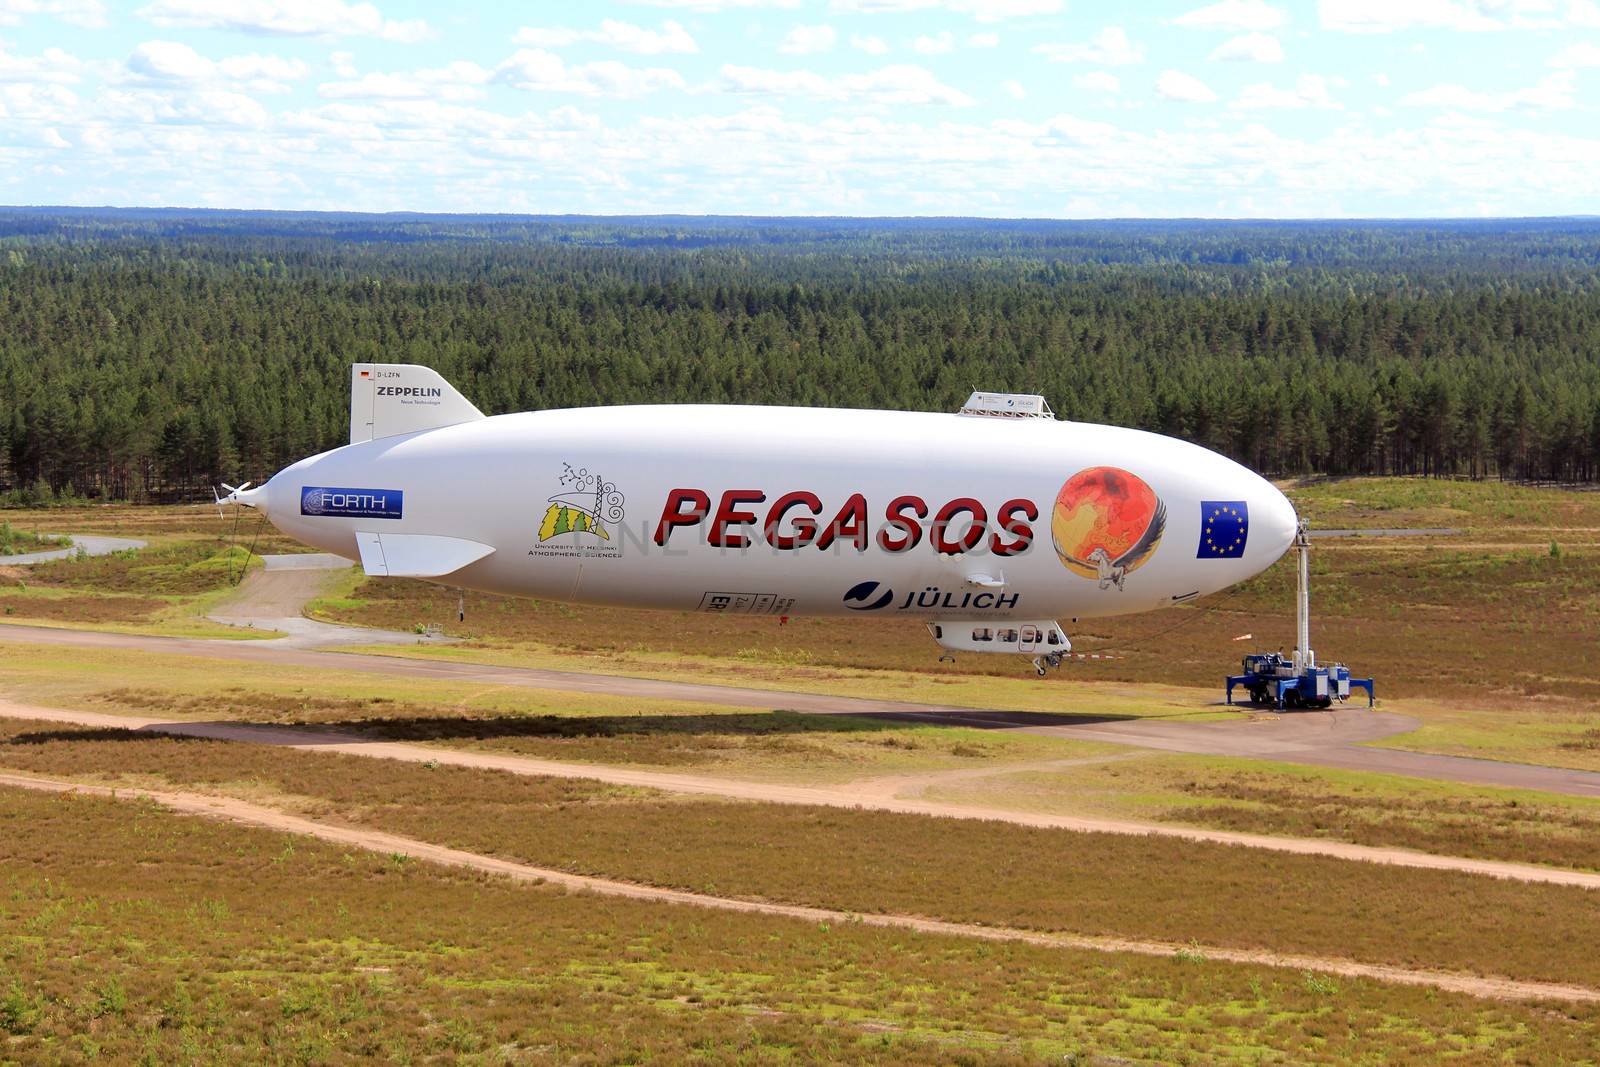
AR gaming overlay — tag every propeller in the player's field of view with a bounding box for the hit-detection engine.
[212,481,261,586]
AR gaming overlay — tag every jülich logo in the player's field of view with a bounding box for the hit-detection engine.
[843,581,895,610]
[301,486,404,520]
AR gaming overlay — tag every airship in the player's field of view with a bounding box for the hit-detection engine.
[223,364,1298,674]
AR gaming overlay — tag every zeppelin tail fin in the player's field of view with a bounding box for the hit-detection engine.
[350,363,486,444]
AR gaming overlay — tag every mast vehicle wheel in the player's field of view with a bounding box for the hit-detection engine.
[1317,697,1333,709]
[1284,690,1303,710]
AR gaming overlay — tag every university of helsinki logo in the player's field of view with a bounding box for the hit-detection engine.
[539,463,625,542]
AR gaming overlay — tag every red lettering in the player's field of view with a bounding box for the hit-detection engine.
[709,489,767,548]
[932,497,987,555]
[991,498,1038,556]
[765,491,823,550]
[878,495,928,553]
[816,492,869,551]
[653,488,711,547]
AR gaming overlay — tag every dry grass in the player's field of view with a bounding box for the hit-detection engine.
[0,503,310,552]
[920,753,1600,872]
[4,717,1600,994]
[6,784,1596,1065]
[0,592,164,623]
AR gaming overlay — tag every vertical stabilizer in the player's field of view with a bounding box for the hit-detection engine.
[349,364,486,444]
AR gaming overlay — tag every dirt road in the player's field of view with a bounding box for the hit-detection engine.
[2,769,1591,1005]
[6,698,1598,890]
[8,619,1600,798]
[207,554,449,647]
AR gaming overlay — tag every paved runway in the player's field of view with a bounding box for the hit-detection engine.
[5,620,1600,797]
[0,534,147,565]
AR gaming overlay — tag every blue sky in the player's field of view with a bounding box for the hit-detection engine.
[2,0,1598,217]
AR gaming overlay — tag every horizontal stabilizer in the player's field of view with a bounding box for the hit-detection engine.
[355,532,494,578]
[351,363,485,444]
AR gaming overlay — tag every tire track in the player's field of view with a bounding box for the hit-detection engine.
[1,770,1592,1006]
[5,699,1600,890]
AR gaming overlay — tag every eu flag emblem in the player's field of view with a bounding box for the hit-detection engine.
[1198,501,1249,558]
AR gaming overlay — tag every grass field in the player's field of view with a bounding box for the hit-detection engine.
[0,504,308,639]
[0,641,1126,780]
[4,483,1600,1060]
[918,753,1600,872]
[8,639,1600,870]
[10,485,1600,766]
[4,716,1600,995]
[6,785,1595,1065]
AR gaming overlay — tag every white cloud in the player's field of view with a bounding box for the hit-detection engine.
[1034,27,1144,65]
[1072,71,1120,93]
[1002,78,1025,99]
[828,0,1062,19]
[1173,0,1288,31]
[1373,72,1390,85]
[850,33,888,54]
[1401,69,1575,110]
[513,20,698,55]
[1318,0,1503,32]
[630,0,798,9]
[127,39,213,80]
[0,0,106,28]
[124,40,308,93]
[1550,41,1600,66]
[913,31,954,54]
[1209,32,1284,61]
[1156,69,1218,102]
[1233,73,1340,108]
[498,49,687,98]
[137,0,430,42]
[779,24,837,54]
[969,32,1000,47]
[0,43,82,84]
[721,62,974,105]
[331,50,356,78]
[956,0,1060,17]
[320,62,491,101]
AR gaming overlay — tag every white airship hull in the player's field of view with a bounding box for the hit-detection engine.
[246,366,1299,629]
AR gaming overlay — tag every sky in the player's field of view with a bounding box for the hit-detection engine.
[1,0,1599,217]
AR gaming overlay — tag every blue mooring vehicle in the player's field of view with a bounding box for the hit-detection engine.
[1225,521,1374,711]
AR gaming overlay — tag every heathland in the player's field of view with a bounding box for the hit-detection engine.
[6,211,1600,1061]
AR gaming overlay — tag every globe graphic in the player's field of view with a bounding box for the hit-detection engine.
[1051,466,1166,581]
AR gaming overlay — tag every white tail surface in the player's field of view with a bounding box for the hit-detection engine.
[350,363,485,444]
[355,531,495,578]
